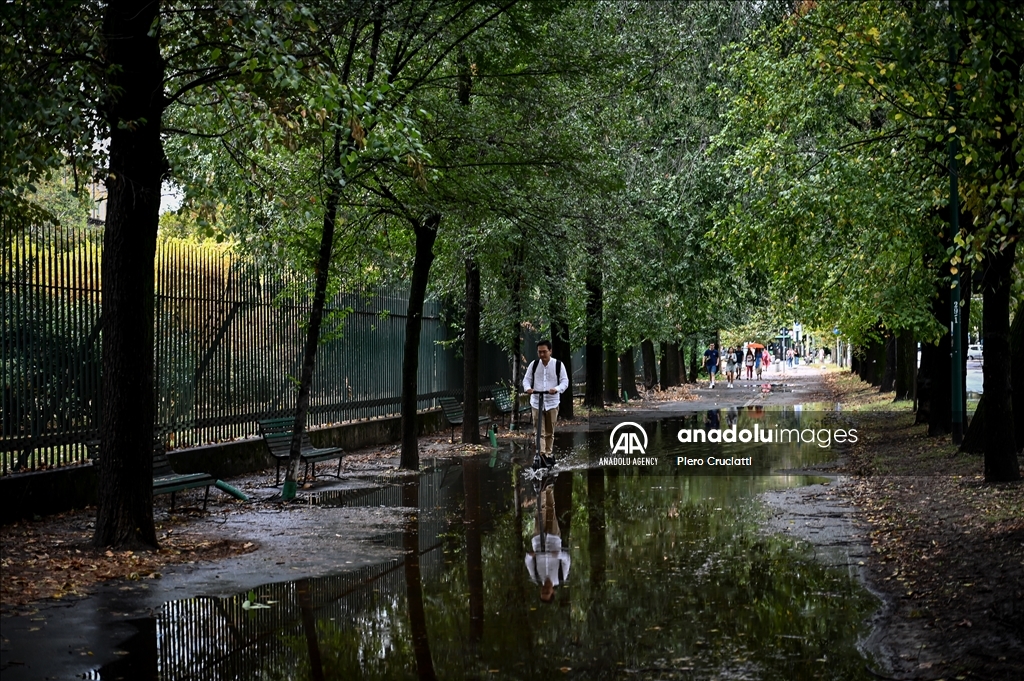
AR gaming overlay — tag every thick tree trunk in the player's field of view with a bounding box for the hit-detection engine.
[894,329,916,401]
[94,0,164,549]
[688,340,699,383]
[665,342,680,387]
[619,348,636,400]
[928,280,953,436]
[880,334,896,392]
[281,130,343,498]
[641,339,657,389]
[659,343,671,390]
[584,244,603,407]
[552,308,573,419]
[462,256,481,444]
[916,341,939,426]
[1012,297,1024,452]
[961,396,985,454]
[866,336,885,387]
[604,346,619,404]
[399,214,439,470]
[673,344,683,384]
[980,245,1019,481]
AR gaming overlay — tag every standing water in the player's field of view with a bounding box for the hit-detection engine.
[97,408,879,680]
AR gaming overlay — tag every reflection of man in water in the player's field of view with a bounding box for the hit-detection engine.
[703,409,721,430]
[525,480,571,602]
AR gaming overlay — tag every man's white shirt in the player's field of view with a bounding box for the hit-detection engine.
[523,357,569,411]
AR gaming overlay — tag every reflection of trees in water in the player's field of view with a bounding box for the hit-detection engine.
[138,464,876,680]
[403,478,437,681]
[463,457,484,646]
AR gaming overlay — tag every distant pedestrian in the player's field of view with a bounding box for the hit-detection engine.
[744,349,755,380]
[725,347,737,388]
[703,343,719,389]
[754,348,763,380]
[786,347,795,368]
[762,349,772,373]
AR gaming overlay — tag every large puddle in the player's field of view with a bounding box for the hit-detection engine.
[93,408,879,680]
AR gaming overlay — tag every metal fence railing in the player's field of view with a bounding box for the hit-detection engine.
[2,224,510,474]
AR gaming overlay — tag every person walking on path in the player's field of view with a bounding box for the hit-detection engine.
[725,347,737,388]
[762,348,771,375]
[744,348,755,380]
[523,340,569,466]
[703,343,720,389]
[754,348,763,380]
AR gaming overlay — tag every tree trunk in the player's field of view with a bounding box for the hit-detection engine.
[894,329,916,401]
[281,130,343,499]
[462,256,481,444]
[880,334,896,392]
[928,279,953,436]
[509,245,525,429]
[94,0,164,549]
[584,244,603,407]
[552,307,573,419]
[980,244,1019,481]
[866,336,885,387]
[399,214,439,470]
[676,344,686,384]
[641,339,657,389]
[961,395,985,454]
[604,346,619,404]
[688,340,699,383]
[1012,297,1024,452]
[665,342,680,387]
[603,312,618,403]
[659,343,671,390]
[619,348,636,400]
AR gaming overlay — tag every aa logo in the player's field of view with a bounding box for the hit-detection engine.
[609,422,648,455]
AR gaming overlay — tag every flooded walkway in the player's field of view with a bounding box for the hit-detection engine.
[2,407,880,680]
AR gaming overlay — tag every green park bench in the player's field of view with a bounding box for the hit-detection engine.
[491,387,531,429]
[85,439,247,510]
[257,417,345,484]
[438,396,492,443]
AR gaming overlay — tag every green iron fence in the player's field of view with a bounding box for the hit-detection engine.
[2,224,510,474]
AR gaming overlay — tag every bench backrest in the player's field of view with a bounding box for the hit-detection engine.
[492,388,512,412]
[85,438,176,476]
[152,441,174,477]
[258,419,317,456]
[438,396,463,419]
